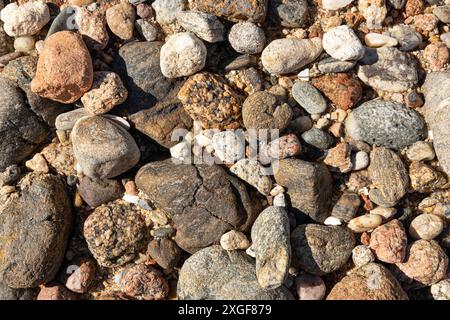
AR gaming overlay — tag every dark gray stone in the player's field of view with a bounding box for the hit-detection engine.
[357,47,418,92]
[112,41,177,115]
[345,99,425,150]
[270,0,309,28]
[274,159,332,223]
[331,192,361,222]
[291,224,355,275]
[0,78,49,171]
[301,128,334,150]
[0,173,72,288]
[292,81,327,114]
[317,57,356,74]
[78,176,124,208]
[135,160,260,253]
[251,206,291,289]
[177,245,294,300]
[147,238,182,269]
[389,25,422,52]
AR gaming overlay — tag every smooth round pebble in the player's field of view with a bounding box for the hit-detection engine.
[406,141,436,162]
[292,81,328,114]
[370,207,397,220]
[220,230,251,251]
[348,214,383,233]
[14,36,35,52]
[352,245,375,267]
[228,22,265,54]
[323,25,365,61]
[301,128,334,150]
[409,214,444,240]
[324,216,342,226]
[351,151,369,171]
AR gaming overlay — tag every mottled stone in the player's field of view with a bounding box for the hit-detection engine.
[152,0,186,25]
[147,238,182,269]
[177,10,225,43]
[269,0,309,27]
[189,0,268,23]
[409,162,447,193]
[331,191,361,222]
[0,1,50,37]
[370,219,408,263]
[78,176,124,208]
[323,25,365,61]
[324,142,353,173]
[120,264,169,300]
[76,7,109,50]
[409,214,444,240]
[230,159,272,195]
[352,245,375,267]
[220,230,250,251]
[291,224,355,275]
[106,2,136,40]
[292,81,328,114]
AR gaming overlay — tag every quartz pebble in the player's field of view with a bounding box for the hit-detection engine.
[323,26,365,61]
[409,214,444,240]
[212,131,245,164]
[321,0,354,10]
[220,230,250,251]
[13,36,34,52]
[160,33,207,79]
[365,33,398,48]
[358,0,387,29]
[228,22,265,54]
[351,151,370,171]
[348,214,383,233]
[324,216,342,226]
[352,245,375,267]
[0,1,50,37]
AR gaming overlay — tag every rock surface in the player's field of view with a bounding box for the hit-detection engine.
[370,220,408,264]
[189,0,268,23]
[177,11,225,43]
[0,1,50,37]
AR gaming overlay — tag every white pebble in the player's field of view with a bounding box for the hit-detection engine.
[352,151,369,171]
[270,185,285,196]
[122,194,139,204]
[14,36,35,51]
[321,0,354,11]
[273,193,286,207]
[364,33,398,48]
[348,214,383,233]
[323,25,365,61]
[352,245,375,267]
[324,216,342,226]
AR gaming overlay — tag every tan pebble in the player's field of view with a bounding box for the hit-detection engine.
[25,153,49,173]
[370,206,397,220]
[0,185,16,195]
[348,214,383,233]
[14,36,35,52]
[220,230,250,251]
[74,191,83,207]
[409,214,444,240]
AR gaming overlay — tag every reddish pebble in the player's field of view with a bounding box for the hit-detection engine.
[312,73,362,110]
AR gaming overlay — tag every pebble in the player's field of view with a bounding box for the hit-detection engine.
[370,219,408,263]
[120,264,169,300]
[316,57,356,74]
[31,31,93,104]
[433,5,450,23]
[81,71,127,115]
[273,193,286,207]
[78,176,124,208]
[177,10,225,43]
[365,33,398,48]
[212,131,245,164]
[324,216,342,226]
[37,284,76,300]
[261,37,323,75]
[312,73,363,110]
[189,0,268,24]
[331,191,361,222]
[301,128,334,150]
[228,22,266,54]
[352,245,375,267]
[423,42,449,72]
[83,201,148,267]
[358,47,418,92]
[351,151,370,171]
[370,207,397,220]
[260,134,302,160]
[25,153,48,173]
[323,26,365,61]
[135,19,158,41]
[295,275,326,300]
[106,2,136,40]
[152,0,186,25]
[71,116,140,179]
[393,240,448,289]
[348,214,383,233]
[270,0,308,28]
[345,99,425,150]
[441,32,450,48]
[324,142,353,173]
[409,162,447,193]
[75,8,109,50]
[274,159,332,222]
[292,81,327,114]
[251,206,291,289]
[358,0,387,29]
[13,36,34,52]
[291,224,355,275]
[0,1,50,37]
[327,263,408,300]
[406,141,435,162]
[242,91,293,131]
[431,279,450,300]
[409,214,444,240]
[65,261,96,294]
[147,238,182,269]
[230,159,272,195]
[321,0,354,10]
[220,230,250,251]
[178,72,244,129]
[389,24,422,51]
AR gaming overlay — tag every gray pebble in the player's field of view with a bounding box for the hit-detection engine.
[292,81,327,114]
[228,22,266,54]
[433,5,450,24]
[301,128,334,150]
[270,0,309,28]
[317,57,356,74]
[389,24,422,52]
[135,19,158,41]
[177,10,225,43]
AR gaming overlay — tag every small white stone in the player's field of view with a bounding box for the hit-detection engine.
[348,214,383,233]
[321,0,354,11]
[212,131,245,164]
[220,230,250,251]
[35,39,44,53]
[152,0,185,25]
[409,214,444,240]
[122,194,139,204]
[324,216,342,226]
[170,141,191,161]
[195,134,212,147]
[364,33,398,48]
[245,245,256,258]
[270,185,285,196]
[273,193,286,207]
[160,32,207,78]
[351,151,369,171]
[0,1,50,37]
[14,35,34,51]
[323,25,365,61]
[297,68,310,81]
[228,22,266,54]
[352,245,375,267]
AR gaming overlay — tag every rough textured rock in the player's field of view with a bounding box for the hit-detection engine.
[331,191,361,222]
[0,173,72,288]
[261,38,323,74]
[228,22,266,54]
[106,2,135,40]
[327,263,408,300]
[78,176,124,208]
[0,78,49,171]
[269,0,309,28]
[177,246,293,300]
[370,219,408,264]
[230,159,273,195]
[345,99,425,150]
[0,21,13,56]
[81,71,128,115]
[76,7,109,50]
[393,240,448,289]
[160,32,207,79]
[189,0,268,23]
[129,87,193,148]
[71,116,140,179]
[135,160,259,253]
[409,213,444,240]
[0,282,37,300]
[120,264,169,300]
[178,72,244,130]
[357,47,418,92]
[251,206,290,289]
[112,41,176,115]
[65,260,96,294]
[431,279,450,300]
[0,1,50,37]
[324,142,353,173]
[352,245,375,267]
[152,0,186,25]
[220,230,250,250]
[177,10,225,43]
[409,162,447,193]
[83,201,148,267]
[274,159,332,222]
[422,71,450,177]
[147,238,182,269]
[31,31,93,104]
[368,147,409,207]
[291,224,355,275]
[242,91,292,131]
[323,25,365,61]
[311,73,363,110]
[37,284,77,300]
